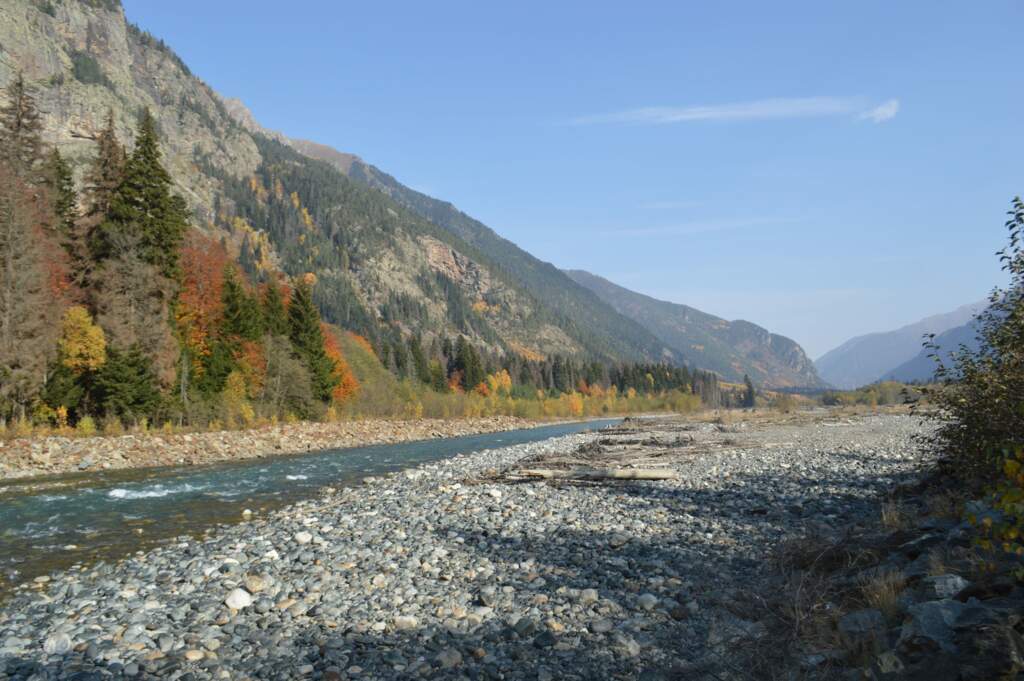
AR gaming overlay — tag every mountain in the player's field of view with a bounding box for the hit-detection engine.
[815,302,984,389]
[564,270,824,388]
[883,320,981,383]
[0,0,678,366]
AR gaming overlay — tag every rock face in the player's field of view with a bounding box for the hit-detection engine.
[565,269,825,388]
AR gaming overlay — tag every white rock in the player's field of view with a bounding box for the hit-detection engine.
[224,588,253,610]
[393,615,418,630]
[43,633,72,655]
[294,531,313,545]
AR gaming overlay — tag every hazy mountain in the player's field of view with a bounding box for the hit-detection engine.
[564,270,825,388]
[0,0,678,365]
[883,319,982,383]
[815,302,984,389]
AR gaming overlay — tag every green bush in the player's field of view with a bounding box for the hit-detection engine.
[70,50,109,87]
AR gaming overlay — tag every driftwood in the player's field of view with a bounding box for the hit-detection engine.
[515,467,677,481]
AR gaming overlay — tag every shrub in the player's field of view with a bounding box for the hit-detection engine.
[76,415,97,437]
[70,50,109,87]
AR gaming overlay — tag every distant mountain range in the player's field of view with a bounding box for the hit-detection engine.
[564,271,825,388]
[815,302,985,388]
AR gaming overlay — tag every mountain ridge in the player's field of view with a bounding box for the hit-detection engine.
[563,269,825,388]
[815,301,984,389]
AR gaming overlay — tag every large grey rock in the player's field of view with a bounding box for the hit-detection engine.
[838,609,888,654]
[899,599,965,654]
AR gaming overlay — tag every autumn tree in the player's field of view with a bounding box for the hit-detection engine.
[323,325,359,404]
[59,306,107,374]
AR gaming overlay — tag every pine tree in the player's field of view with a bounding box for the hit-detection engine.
[82,110,125,222]
[91,344,161,421]
[0,74,45,182]
[408,334,430,384]
[262,277,289,336]
[221,265,262,341]
[743,374,756,408]
[94,109,188,278]
[287,278,337,402]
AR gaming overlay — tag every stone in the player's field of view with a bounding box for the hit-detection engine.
[899,600,965,654]
[43,633,72,655]
[838,609,888,654]
[591,619,614,634]
[637,593,658,611]
[579,588,599,605]
[393,615,418,630]
[243,574,269,593]
[609,533,630,548]
[436,648,462,669]
[184,649,204,661]
[225,588,253,610]
[294,531,313,544]
[921,574,969,600]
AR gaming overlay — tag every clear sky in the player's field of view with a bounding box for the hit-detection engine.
[122,0,1023,358]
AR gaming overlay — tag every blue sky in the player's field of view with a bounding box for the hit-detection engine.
[122,0,1023,358]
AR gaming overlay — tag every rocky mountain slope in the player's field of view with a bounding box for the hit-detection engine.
[0,0,677,364]
[564,270,825,388]
[883,319,981,383]
[815,302,983,389]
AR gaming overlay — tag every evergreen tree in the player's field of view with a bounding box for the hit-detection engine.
[0,74,45,182]
[454,336,484,391]
[287,278,337,401]
[93,109,188,278]
[743,374,756,408]
[221,265,262,340]
[45,149,76,238]
[82,110,125,222]
[91,345,162,421]
[408,334,431,384]
[262,277,289,336]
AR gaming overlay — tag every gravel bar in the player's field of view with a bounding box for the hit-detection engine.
[0,413,933,680]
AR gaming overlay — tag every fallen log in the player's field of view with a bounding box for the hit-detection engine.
[515,468,677,481]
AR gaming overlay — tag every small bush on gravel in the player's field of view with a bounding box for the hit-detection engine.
[924,197,1024,556]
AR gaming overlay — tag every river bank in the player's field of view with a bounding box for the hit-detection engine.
[0,412,935,679]
[0,416,555,481]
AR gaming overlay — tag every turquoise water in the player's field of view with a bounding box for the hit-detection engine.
[0,419,617,593]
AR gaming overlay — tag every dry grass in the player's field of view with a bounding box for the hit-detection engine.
[880,499,912,530]
[858,569,906,621]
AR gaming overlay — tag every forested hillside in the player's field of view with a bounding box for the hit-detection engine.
[0,0,736,431]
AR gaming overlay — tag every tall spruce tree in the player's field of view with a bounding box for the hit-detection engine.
[221,265,262,341]
[287,278,337,402]
[262,277,289,336]
[82,111,125,222]
[94,109,188,278]
[0,74,44,182]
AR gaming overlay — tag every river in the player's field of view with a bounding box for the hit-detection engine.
[0,419,618,595]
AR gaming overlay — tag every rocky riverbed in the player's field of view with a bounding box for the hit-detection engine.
[0,412,935,680]
[0,417,543,480]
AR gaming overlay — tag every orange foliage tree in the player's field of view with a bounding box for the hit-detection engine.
[322,325,359,403]
[176,233,228,368]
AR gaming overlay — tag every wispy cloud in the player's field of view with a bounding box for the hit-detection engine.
[601,216,795,237]
[641,199,702,210]
[572,96,897,126]
[859,98,900,123]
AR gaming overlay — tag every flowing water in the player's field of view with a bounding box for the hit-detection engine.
[0,419,618,594]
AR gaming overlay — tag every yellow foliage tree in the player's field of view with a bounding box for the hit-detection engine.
[59,306,106,374]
